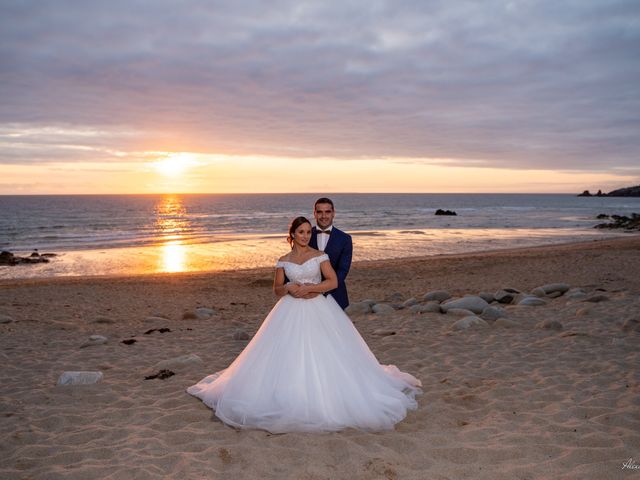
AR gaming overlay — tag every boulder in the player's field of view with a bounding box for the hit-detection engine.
[345,302,372,316]
[494,318,518,328]
[518,296,547,307]
[401,298,419,308]
[422,290,451,303]
[80,335,108,348]
[446,308,476,317]
[480,306,507,322]
[385,292,404,303]
[566,288,587,300]
[531,287,546,298]
[410,302,442,314]
[154,354,203,371]
[0,314,14,324]
[451,316,489,331]
[478,292,495,303]
[494,289,520,304]
[536,319,563,331]
[372,303,396,315]
[182,311,198,320]
[435,209,457,216]
[195,307,216,319]
[441,296,489,314]
[583,294,610,303]
[57,371,104,386]
[538,283,570,295]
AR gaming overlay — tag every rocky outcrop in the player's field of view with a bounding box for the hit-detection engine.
[594,213,640,231]
[607,185,640,197]
[0,250,57,265]
[435,209,457,216]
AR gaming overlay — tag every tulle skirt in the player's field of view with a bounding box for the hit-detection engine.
[187,294,422,433]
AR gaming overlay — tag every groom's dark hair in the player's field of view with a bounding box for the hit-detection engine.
[314,197,334,210]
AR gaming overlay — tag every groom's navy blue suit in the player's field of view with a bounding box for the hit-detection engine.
[310,226,352,310]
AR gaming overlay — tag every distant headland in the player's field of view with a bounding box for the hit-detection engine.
[578,185,640,197]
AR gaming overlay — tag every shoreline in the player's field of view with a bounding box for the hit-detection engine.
[1,233,638,288]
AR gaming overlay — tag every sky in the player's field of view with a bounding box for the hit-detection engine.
[1,0,639,194]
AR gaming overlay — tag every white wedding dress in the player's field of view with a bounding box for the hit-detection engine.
[187,254,422,433]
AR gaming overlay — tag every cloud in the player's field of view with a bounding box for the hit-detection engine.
[0,0,639,171]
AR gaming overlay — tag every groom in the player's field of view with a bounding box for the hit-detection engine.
[309,197,352,310]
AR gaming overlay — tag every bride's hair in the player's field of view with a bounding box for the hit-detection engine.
[287,216,311,248]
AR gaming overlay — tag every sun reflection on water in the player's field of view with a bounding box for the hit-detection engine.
[155,195,190,273]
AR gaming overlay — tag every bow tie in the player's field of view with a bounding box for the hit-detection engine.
[318,229,331,234]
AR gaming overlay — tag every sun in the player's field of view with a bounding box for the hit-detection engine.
[154,153,195,177]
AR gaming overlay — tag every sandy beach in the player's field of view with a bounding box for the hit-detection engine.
[1,235,639,479]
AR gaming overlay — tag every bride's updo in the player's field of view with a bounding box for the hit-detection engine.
[287,216,311,248]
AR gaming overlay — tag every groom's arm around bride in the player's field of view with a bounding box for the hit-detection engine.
[310,197,353,310]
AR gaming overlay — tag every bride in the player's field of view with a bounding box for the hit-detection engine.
[187,216,422,433]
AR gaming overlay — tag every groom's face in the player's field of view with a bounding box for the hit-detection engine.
[314,203,335,229]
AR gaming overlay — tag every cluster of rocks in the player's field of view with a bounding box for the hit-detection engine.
[578,184,640,197]
[435,209,457,216]
[346,282,600,332]
[594,213,640,231]
[0,250,57,265]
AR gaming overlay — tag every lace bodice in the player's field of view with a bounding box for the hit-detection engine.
[276,254,329,285]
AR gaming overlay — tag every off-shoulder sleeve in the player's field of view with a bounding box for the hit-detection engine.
[316,254,330,263]
[276,261,286,269]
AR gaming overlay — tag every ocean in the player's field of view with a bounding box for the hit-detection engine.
[1,193,638,279]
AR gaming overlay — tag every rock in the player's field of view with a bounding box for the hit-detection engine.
[621,317,640,333]
[518,296,547,306]
[537,319,563,331]
[422,290,451,303]
[92,316,115,324]
[233,329,250,340]
[607,185,640,197]
[0,314,14,324]
[195,307,216,319]
[494,289,520,304]
[547,291,563,299]
[122,339,137,345]
[446,308,476,317]
[372,329,396,336]
[154,354,203,371]
[410,302,442,314]
[384,292,404,303]
[80,335,108,348]
[494,318,518,328]
[441,296,489,314]
[144,316,171,323]
[583,294,610,303]
[360,299,377,307]
[480,306,507,322]
[435,209,457,216]
[565,288,587,300]
[538,283,570,295]
[594,213,640,231]
[401,298,419,308]
[372,303,396,315]
[182,311,198,320]
[531,287,546,297]
[57,371,103,386]
[478,292,495,303]
[451,316,489,331]
[577,190,592,197]
[345,302,372,315]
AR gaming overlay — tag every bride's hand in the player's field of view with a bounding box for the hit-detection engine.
[287,283,303,297]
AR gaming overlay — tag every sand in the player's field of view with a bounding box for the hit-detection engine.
[1,236,639,479]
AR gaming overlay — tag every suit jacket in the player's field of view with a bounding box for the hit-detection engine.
[310,226,352,309]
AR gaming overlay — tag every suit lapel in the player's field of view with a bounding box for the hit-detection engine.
[310,227,318,249]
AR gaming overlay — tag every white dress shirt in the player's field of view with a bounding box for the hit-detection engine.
[316,225,333,251]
